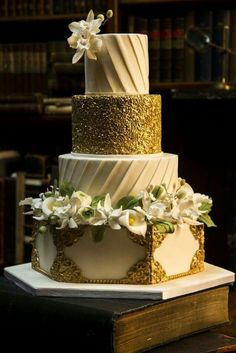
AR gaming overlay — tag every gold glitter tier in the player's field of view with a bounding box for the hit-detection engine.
[72,94,161,154]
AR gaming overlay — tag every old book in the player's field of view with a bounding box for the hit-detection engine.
[184,11,195,82]
[0,178,4,268]
[229,9,236,83]
[212,10,231,82]
[149,332,236,353]
[0,274,231,353]
[195,10,213,81]
[3,172,25,266]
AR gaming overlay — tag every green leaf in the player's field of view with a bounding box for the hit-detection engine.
[91,225,105,242]
[44,191,54,198]
[152,185,164,199]
[91,195,105,208]
[199,202,212,212]
[116,196,140,210]
[59,181,75,198]
[153,220,175,233]
[198,214,217,227]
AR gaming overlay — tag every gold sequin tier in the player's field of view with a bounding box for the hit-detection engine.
[72,95,161,155]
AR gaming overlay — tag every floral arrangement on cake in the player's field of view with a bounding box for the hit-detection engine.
[67,9,113,63]
[19,178,215,241]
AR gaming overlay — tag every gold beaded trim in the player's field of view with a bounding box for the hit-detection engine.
[32,224,205,284]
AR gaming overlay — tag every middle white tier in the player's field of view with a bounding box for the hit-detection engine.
[59,153,178,204]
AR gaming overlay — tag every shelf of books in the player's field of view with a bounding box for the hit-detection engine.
[0,0,116,102]
[120,2,236,87]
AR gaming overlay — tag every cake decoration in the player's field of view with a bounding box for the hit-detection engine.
[67,9,113,63]
[18,9,217,284]
[20,178,215,242]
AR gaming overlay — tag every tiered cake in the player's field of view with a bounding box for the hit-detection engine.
[27,12,214,284]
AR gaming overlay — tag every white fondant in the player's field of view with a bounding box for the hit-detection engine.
[35,229,57,273]
[65,227,146,279]
[154,225,199,276]
[59,153,178,204]
[85,34,149,94]
[4,263,235,300]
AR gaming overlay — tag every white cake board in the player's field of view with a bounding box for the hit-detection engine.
[4,262,235,300]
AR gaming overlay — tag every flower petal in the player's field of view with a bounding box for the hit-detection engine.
[72,49,85,63]
[86,9,94,22]
[69,21,82,33]
[69,218,78,228]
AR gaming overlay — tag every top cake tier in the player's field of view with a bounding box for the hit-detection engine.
[85,34,149,95]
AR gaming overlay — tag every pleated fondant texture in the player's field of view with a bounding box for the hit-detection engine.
[59,153,178,204]
[85,34,149,94]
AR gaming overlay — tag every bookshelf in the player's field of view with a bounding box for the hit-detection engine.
[118,0,236,90]
[0,1,117,95]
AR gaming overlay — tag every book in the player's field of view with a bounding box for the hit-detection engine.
[184,11,195,82]
[160,17,172,82]
[172,17,185,82]
[229,9,236,83]
[195,10,213,82]
[0,275,231,353]
[3,172,25,266]
[212,10,230,82]
[148,332,236,353]
[0,150,21,177]
[0,178,4,268]
[148,18,161,82]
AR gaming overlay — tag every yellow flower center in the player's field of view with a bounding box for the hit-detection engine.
[129,215,135,225]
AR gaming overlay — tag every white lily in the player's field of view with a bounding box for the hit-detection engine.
[118,209,147,236]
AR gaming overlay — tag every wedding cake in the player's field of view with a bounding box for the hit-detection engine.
[20,10,214,284]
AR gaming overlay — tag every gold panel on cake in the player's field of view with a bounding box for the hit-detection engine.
[72,95,162,154]
[32,224,204,285]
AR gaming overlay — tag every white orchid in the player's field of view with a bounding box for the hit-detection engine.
[97,194,123,230]
[67,10,105,63]
[19,178,215,242]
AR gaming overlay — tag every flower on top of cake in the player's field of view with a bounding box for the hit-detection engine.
[67,9,113,63]
[19,178,215,242]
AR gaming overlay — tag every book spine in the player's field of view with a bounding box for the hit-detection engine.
[148,18,161,82]
[229,9,236,83]
[184,11,195,82]
[172,16,185,82]
[160,17,172,82]
[195,10,213,82]
[0,178,5,268]
[212,10,231,82]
